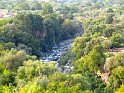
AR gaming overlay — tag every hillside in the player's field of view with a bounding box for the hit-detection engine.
[0,0,124,93]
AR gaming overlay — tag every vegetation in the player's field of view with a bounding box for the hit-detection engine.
[0,0,124,93]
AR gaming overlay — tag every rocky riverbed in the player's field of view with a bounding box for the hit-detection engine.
[40,38,74,73]
[40,24,83,73]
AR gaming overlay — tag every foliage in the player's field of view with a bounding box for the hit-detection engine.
[106,53,124,71]
[110,33,124,48]
[59,49,73,67]
[0,49,36,71]
[109,66,124,90]
[115,84,124,93]
[17,60,57,81]
[0,0,124,93]
[105,13,114,24]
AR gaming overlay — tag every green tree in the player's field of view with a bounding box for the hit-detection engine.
[103,25,116,37]
[83,45,105,72]
[42,3,53,14]
[106,53,124,71]
[0,69,16,86]
[17,60,57,81]
[110,33,124,48]
[17,44,32,55]
[72,35,90,59]
[31,1,42,10]
[109,66,124,90]
[16,0,30,10]
[62,19,79,40]
[0,49,35,71]
[115,84,124,93]
[4,42,16,50]
[105,14,114,24]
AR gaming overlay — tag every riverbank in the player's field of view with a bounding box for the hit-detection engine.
[40,38,74,62]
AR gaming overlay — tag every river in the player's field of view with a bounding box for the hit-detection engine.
[40,38,75,73]
[40,39,74,61]
[40,23,83,73]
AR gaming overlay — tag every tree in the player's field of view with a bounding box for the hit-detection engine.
[106,53,124,71]
[17,44,32,55]
[107,8,114,13]
[0,43,6,56]
[62,19,79,40]
[115,84,124,93]
[110,33,124,48]
[31,1,42,10]
[103,25,116,37]
[72,35,90,59]
[109,66,124,89]
[4,42,16,50]
[105,14,114,24]
[17,60,57,81]
[102,39,111,50]
[13,13,45,55]
[69,74,91,90]
[0,49,35,71]
[42,3,53,14]
[18,78,43,93]
[83,45,105,72]
[0,70,16,86]
[16,0,30,10]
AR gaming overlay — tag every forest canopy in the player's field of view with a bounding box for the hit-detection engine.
[0,0,124,93]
